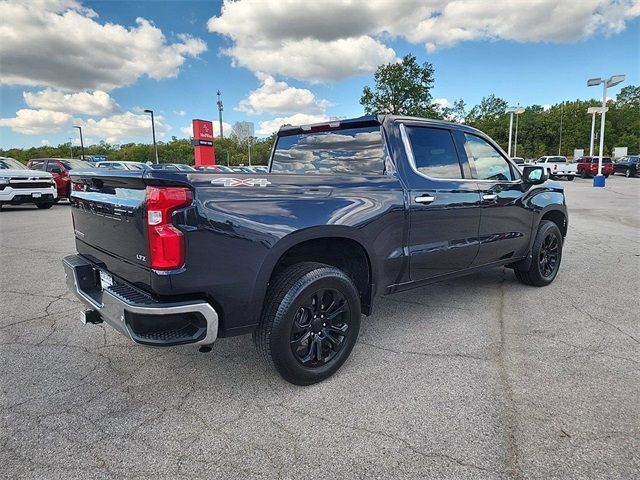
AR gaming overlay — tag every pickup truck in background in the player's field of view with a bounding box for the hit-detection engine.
[0,156,57,210]
[531,156,576,180]
[575,156,614,178]
[63,115,568,385]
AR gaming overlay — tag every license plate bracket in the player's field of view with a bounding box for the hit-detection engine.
[99,270,113,290]
[32,192,42,198]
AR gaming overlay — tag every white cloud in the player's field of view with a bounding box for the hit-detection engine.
[79,111,170,143]
[208,0,639,81]
[180,121,232,139]
[0,109,73,134]
[40,139,49,146]
[237,75,331,115]
[23,88,119,115]
[433,98,450,109]
[0,0,207,90]
[174,110,186,117]
[257,113,330,135]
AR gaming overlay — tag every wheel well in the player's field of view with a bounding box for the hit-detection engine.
[541,210,567,237]
[271,237,373,314]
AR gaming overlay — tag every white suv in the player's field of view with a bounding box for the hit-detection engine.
[0,157,57,210]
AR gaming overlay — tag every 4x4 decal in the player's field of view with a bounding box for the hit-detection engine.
[211,177,271,187]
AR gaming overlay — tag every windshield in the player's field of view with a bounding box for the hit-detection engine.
[59,159,91,170]
[271,126,384,175]
[0,157,26,169]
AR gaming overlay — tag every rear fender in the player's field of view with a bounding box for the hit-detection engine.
[249,226,376,323]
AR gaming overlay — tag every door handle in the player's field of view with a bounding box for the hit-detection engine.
[415,195,436,204]
[483,194,498,201]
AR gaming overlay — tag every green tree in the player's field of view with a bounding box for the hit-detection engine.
[360,54,438,117]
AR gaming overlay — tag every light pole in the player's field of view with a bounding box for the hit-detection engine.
[505,107,525,157]
[513,108,524,157]
[143,109,159,164]
[73,125,85,160]
[586,107,607,157]
[68,137,73,158]
[587,74,625,187]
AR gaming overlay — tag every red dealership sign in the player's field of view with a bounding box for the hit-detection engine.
[192,119,216,165]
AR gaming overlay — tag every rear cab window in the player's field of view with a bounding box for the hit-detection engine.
[403,126,464,179]
[271,125,384,175]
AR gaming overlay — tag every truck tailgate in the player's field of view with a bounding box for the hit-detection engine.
[70,170,150,285]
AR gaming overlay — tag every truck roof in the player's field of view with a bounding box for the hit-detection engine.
[278,114,481,136]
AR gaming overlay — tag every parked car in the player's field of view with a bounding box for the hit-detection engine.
[511,157,525,172]
[96,161,148,171]
[531,156,576,180]
[0,157,57,210]
[194,165,234,173]
[612,155,639,177]
[148,163,196,172]
[62,115,568,385]
[575,156,614,178]
[27,158,92,200]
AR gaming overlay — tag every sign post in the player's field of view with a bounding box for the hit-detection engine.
[191,119,216,166]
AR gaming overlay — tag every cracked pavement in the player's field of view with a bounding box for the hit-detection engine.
[1,176,639,479]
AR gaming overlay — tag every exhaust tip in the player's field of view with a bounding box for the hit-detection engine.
[198,345,213,353]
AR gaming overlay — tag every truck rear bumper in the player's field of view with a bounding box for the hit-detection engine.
[63,254,218,347]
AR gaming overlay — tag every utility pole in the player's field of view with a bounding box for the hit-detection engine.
[68,137,73,158]
[558,102,564,156]
[217,90,224,139]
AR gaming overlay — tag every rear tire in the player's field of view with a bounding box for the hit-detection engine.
[566,175,574,181]
[254,262,361,385]
[36,202,53,209]
[514,220,563,287]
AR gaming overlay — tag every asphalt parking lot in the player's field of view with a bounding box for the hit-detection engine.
[1,175,638,479]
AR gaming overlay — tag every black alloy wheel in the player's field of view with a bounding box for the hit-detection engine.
[513,220,563,287]
[254,262,361,385]
[538,233,559,278]
[290,288,351,367]
[626,168,631,178]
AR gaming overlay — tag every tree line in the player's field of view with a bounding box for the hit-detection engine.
[1,133,276,166]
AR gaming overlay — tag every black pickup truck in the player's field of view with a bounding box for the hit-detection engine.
[63,115,568,385]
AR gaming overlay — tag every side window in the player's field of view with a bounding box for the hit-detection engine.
[404,126,463,178]
[46,162,59,172]
[463,134,514,181]
[30,160,45,170]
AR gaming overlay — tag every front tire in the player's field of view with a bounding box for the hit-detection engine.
[254,262,361,385]
[626,168,632,178]
[514,220,563,287]
[580,169,588,179]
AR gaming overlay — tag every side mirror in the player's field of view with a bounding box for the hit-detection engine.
[522,166,547,185]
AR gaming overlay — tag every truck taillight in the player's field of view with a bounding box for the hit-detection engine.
[145,186,192,270]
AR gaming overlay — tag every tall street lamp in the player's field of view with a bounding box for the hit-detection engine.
[143,109,159,164]
[73,125,85,160]
[587,74,625,187]
[505,107,525,157]
[586,106,607,157]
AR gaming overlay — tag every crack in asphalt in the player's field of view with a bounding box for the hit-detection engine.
[358,339,490,361]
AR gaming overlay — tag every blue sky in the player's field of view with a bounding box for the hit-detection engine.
[0,0,638,148]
